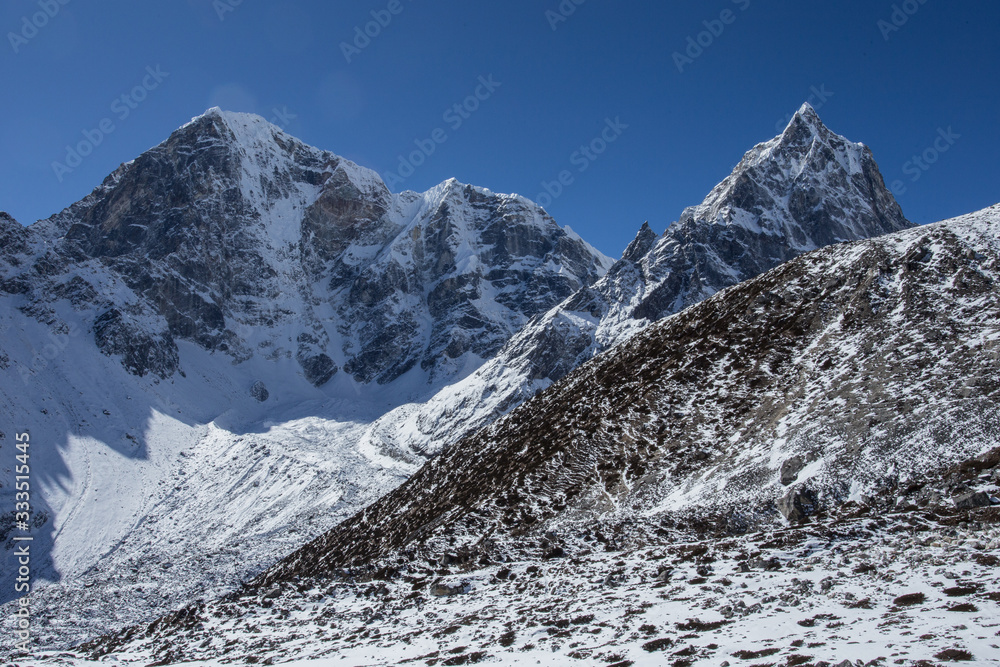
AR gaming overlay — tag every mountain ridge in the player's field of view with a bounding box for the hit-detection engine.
[352,102,913,461]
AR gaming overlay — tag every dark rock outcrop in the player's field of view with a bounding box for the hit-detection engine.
[250,380,269,402]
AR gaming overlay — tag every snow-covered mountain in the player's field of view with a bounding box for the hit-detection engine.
[355,103,912,460]
[19,108,611,386]
[0,109,610,647]
[70,204,1000,667]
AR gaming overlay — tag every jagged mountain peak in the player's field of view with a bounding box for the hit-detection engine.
[780,100,826,138]
[630,105,910,318]
[181,106,296,147]
[618,221,659,264]
[0,211,28,257]
[3,108,612,388]
[748,103,846,171]
[176,107,390,200]
[738,103,858,176]
[0,211,17,224]
[415,177,515,211]
[414,175,477,204]
[184,105,252,128]
[178,106,293,154]
[679,105,906,254]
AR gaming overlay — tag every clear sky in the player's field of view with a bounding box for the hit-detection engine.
[1,0,997,257]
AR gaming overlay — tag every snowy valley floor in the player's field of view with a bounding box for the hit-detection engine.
[21,505,1000,667]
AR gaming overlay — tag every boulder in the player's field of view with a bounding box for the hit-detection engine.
[250,380,269,402]
[953,491,993,509]
[430,580,469,597]
[777,487,818,522]
[780,456,806,486]
[299,353,337,387]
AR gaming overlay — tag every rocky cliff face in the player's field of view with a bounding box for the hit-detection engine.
[355,103,913,459]
[5,108,611,389]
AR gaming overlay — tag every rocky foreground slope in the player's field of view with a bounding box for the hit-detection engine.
[262,204,1000,583]
[66,205,1000,667]
[76,492,1000,667]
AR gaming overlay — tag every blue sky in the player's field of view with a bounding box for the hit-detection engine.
[1,0,996,257]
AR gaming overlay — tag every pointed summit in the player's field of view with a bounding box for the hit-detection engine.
[792,101,822,125]
[180,107,292,148]
[181,106,237,133]
[198,105,224,119]
[776,101,834,148]
[186,106,257,127]
[620,221,658,263]
[684,103,909,254]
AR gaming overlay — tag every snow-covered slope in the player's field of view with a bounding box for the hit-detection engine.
[0,103,921,654]
[355,103,913,460]
[0,109,610,647]
[69,504,1000,667]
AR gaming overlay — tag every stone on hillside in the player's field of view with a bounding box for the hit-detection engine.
[780,456,806,486]
[953,491,992,509]
[250,380,269,402]
[777,487,818,522]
